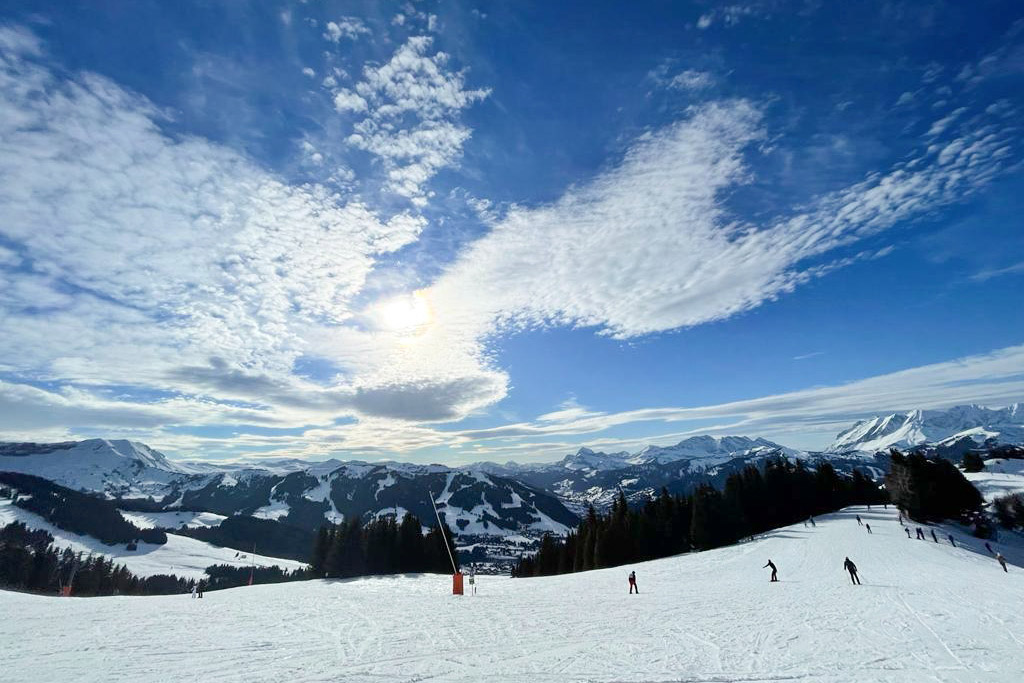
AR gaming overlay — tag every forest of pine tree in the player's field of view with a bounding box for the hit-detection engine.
[884,450,983,522]
[513,457,888,578]
[0,472,166,545]
[310,513,460,578]
[0,521,193,596]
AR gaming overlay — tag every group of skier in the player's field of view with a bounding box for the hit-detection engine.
[627,507,1013,593]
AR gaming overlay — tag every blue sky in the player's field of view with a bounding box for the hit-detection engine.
[1,1,1023,463]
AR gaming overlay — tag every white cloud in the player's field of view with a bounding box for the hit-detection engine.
[338,36,489,203]
[333,88,368,113]
[969,260,1024,282]
[323,17,370,43]
[0,26,424,423]
[668,69,715,90]
[301,67,315,78]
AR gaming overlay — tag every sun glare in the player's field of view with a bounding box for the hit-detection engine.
[373,290,433,333]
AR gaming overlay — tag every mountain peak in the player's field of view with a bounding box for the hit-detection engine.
[827,403,1024,453]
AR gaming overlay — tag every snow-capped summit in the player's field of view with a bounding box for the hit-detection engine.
[555,447,632,472]
[0,438,201,497]
[629,435,790,466]
[827,403,1024,454]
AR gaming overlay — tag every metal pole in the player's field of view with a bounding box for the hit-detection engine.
[428,490,458,574]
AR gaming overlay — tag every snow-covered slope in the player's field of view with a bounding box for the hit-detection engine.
[0,499,302,580]
[2,506,1021,682]
[964,458,1024,502]
[629,435,794,466]
[0,439,207,497]
[828,403,1024,454]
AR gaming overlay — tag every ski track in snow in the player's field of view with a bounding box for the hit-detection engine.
[2,507,1023,682]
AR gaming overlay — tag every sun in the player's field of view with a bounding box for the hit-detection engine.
[373,290,433,333]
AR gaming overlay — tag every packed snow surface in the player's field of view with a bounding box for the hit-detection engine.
[2,506,1022,682]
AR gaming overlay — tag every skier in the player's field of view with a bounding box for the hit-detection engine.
[763,559,778,582]
[856,514,863,526]
[865,523,872,534]
[905,527,912,538]
[898,513,903,525]
[947,534,956,547]
[916,527,926,540]
[809,516,816,528]
[996,553,1008,573]
[628,570,638,594]
[985,542,994,554]
[931,529,939,543]
[191,584,197,599]
[843,557,861,585]
[468,567,477,596]
[197,580,204,598]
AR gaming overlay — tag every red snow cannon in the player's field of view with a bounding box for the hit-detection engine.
[452,572,464,595]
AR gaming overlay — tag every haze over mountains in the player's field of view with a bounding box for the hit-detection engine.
[2,404,1021,532]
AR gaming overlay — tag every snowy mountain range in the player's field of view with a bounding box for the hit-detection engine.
[2,403,1021,560]
[827,403,1024,455]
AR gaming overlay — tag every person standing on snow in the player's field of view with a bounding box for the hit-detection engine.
[809,516,816,527]
[996,553,1008,573]
[916,527,926,540]
[191,584,197,599]
[898,513,903,524]
[628,571,638,594]
[763,559,778,582]
[844,557,861,585]
[905,527,912,538]
[931,530,939,543]
[947,534,956,547]
[197,580,204,598]
[865,523,872,534]
[856,514,863,526]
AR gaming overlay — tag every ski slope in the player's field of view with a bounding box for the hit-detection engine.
[0,499,304,579]
[2,506,1022,682]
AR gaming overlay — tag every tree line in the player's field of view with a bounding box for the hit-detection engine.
[513,458,888,578]
[0,472,166,545]
[311,513,459,578]
[884,450,983,522]
[0,521,192,596]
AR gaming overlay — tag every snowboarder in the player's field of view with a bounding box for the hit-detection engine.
[865,523,872,534]
[947,534,956,547]
[996,553,1008,573]
[856,514,863,526]
[905,527,912,538]
[763,559,778,582]
[843,557,861,585]
[916,527,926,540]
[931,529,939,543]
[628,571,638,594]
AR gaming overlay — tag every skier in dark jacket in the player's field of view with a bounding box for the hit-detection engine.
[947,534,956,547]
[628,571,638,594]
[865,523,872,534]
[931,529,939,543]
[856,514,863,526]
[763,559,778,582]
[996,553,1008,573]
[916,527,926,540]
[985,542,994,554]
[197,580,204,598]
[843,557,861,585]
[905,527,912,538]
